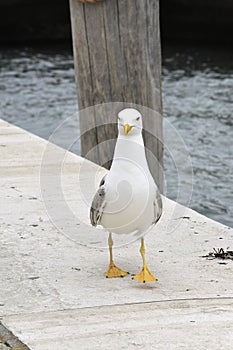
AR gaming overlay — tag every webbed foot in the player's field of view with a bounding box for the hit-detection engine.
[106,262,129,278]
[133,265,157,283]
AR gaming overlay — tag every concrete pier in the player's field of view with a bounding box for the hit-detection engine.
[0,119,233,349]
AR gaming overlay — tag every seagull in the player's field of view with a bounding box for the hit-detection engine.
[90,108,162,283]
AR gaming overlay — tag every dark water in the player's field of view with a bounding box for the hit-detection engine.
[1,45,232,227]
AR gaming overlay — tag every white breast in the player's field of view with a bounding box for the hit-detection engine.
[100,161,156,235]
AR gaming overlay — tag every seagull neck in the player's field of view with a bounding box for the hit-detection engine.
[118,133,144,145]
[112,133,149,168]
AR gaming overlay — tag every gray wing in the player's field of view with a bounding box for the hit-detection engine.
[153,189,163,224]
[90,176,106,227]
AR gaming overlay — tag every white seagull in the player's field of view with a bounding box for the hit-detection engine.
[90,108,162,283]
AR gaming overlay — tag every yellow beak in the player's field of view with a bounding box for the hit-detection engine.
[124,123,133,135]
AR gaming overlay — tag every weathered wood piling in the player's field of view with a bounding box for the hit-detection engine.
[70,0,163,191]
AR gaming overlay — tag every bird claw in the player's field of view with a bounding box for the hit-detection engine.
[105,262,129,278]
[133,265,157,283]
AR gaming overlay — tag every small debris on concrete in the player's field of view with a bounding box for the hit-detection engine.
[202,248,233,260]
[176,216,191,220]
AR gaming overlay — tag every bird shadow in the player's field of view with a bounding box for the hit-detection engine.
[131,283,158,290]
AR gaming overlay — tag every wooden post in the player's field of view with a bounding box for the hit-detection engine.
[69,0,163,191]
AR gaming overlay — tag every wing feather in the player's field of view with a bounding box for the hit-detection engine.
[153,190,163,224]
[90,176,106,227]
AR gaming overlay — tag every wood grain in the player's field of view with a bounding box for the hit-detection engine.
[70,0,163,191]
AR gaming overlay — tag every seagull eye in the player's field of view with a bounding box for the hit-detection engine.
[136,116,140,121]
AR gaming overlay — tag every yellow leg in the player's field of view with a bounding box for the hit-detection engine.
[133,238,157,283]
[105,233,129,278]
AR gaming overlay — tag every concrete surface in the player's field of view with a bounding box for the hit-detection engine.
[3,298,233,350]
[0,119,233,349]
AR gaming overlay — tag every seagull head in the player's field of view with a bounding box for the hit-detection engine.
[117,108,142,136]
